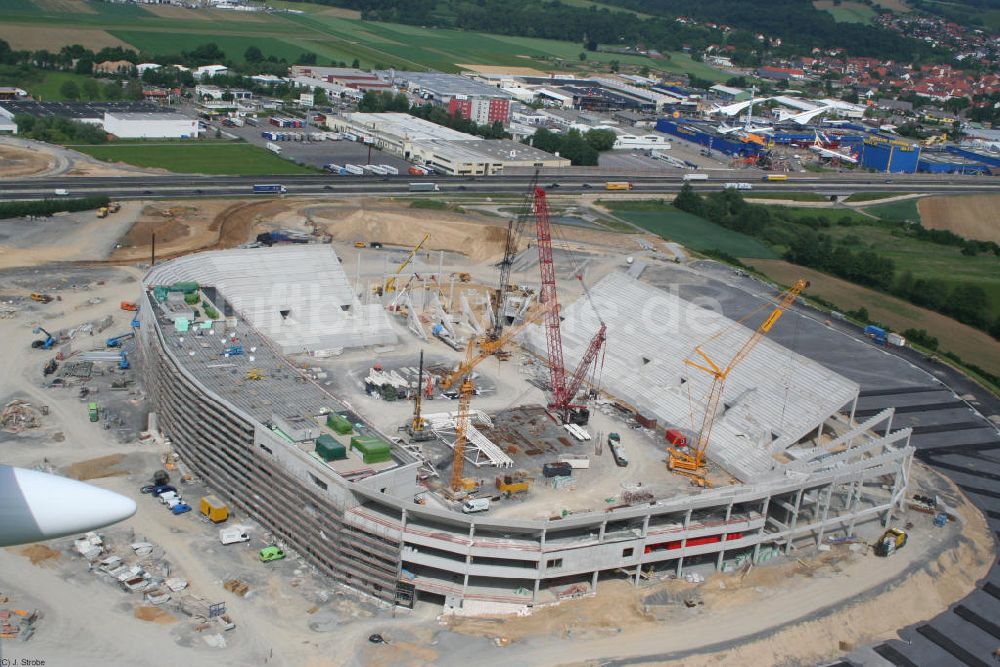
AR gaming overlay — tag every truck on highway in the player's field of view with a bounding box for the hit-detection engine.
[252,184,287,194]
[605,181,634,190]
[265,141,282,155]
[762,174,789,181]
[724,182,753,190]
[682,174,709,182]
[409,182,440,192]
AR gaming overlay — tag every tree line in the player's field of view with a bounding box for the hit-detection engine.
[672,184,1000,339]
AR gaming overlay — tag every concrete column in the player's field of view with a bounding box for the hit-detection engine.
[885,410,893,437]
[591,570,599,594]
[884,470,903,528]
[814,484,834,546]
[753,495,771,564]
[716,499,734,571]
[784,489,804,555]
[635,515,650,586]
[846,479,862,535]
[677,508,692,577]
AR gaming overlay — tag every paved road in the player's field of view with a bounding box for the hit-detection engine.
[2,173,999,201]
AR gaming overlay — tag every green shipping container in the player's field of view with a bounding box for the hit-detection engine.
[326,414,353,435]
[352,438,391,464]
[315,434,347,461]
[170,281,199,294]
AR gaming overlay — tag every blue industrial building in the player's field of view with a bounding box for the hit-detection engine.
[859,136,922,173]
[917,152,991,175]
[945,145,1000,169]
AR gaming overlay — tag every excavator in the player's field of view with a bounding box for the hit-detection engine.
[668,279,809,487]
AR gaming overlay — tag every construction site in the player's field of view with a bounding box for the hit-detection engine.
[127,183,921,613]
[0,187,996,667]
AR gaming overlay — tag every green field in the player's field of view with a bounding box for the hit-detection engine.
[769,205,873,225]
[820,1,877,23]
[0,0,729,78]
[29,71,103,101]
[747,192,828,202]
[72,143,316,175]
[863,199,921,223]
[608,204,778,259]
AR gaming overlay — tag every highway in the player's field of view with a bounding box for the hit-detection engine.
[1,172,999,200]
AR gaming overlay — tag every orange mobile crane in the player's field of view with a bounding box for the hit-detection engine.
[668,279,809,486]
[439,303,552,491]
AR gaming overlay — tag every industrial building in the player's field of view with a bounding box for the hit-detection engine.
[859,136,922,174]
[103,112,200,139]
[0,101,179,126]
[136,242,913,613]
[290,66,392,92]
[327,113,569,174]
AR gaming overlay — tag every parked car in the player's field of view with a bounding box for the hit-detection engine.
[461,498,490,513]
[171,503,192,515]
[259,546,285,562]
[151,484,176,497]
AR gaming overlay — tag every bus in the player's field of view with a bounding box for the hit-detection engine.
[605,181,634,190]
[252,184,287,194]
[762,174,789,181]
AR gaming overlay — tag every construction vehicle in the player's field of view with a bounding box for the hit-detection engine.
[118,352,130,370]
[669,279,809,486]
[873,528,908,556]
[109,202,120,214]
[106,333,134,348]
[496,474,530,494]
[43,359,58,376]
[245,368,263,381]
[96,207,109,218]
[31,327,55,350]
[531,187,606,424]
[30,293,53,304]
[439,303,552,491]
[380,233,429,295]
[923,133,947,146]
[354,241,366,249]
[88,402,99,422]
[120,301,138,312]
[407,350,435,441]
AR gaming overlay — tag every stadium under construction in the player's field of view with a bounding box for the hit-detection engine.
[131,185,917,615]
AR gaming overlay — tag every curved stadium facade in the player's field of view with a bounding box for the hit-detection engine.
[137,245,914,612]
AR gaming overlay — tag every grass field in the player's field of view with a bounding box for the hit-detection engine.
[862,199,921,223]
[72,143,316,175]
[28,70,103,100]
[608,204,778,259]
[771,206,873,225]
[0,0,729,78]
[748,258,1000,376]
[746,192,828,202]
[843,192,898,202]
[813,0,877,23]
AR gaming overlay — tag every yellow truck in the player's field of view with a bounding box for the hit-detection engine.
[605,181,634,191]
[200,495,229,523]
[96,207,109,218]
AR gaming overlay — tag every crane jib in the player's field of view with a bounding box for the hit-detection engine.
[760,308,783,333]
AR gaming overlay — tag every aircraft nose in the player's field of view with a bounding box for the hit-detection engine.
[1,466,136,547]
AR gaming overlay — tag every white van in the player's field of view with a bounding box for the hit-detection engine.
[54,188,69,196]
[219,527,251,545]
[461,498,490,513]
[158,491,179,505]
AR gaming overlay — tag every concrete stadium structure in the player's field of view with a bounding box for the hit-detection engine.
[136,246,915,613]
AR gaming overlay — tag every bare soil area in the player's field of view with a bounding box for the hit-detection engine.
[0,145,55,177]
[0,26,130,50]
[12,544,61,566]
[64,453,128,481]
[748,258,1000,376]
[918,194,1000,244]
[32,0,97,12]
[134,606,178,624]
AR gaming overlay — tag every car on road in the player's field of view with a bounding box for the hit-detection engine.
[54,189,69,196]
[582,183,592,189]
[259,546,285,562]
[457,185,467,191]
[548,183,560,188]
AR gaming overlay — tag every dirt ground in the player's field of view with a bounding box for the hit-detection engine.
[0,26,130,50]
[919,194,1000,244]
[456,64,547,76]
[12,544,61,566]
[748,258,1000,376]
[0,144,55,177]
[134,606,178,624]
[64,453,128,481]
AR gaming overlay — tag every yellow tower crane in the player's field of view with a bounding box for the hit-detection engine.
[439,303,551,491]
[381,233,429,295]
[668,279,809,487]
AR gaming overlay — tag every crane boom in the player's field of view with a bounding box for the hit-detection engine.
[443,303,551,490]
[491,173,537,342]
[532,187,606,422]
[385,233,429,293]
[669,279,809,485]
